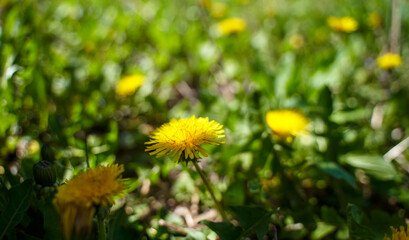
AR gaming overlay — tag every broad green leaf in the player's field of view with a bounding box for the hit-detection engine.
[223,181,245,206]
[311,222,336,240]
[321,206,345,226]
[318,86,333,117]
[36,199,62,240]
[317,161,356,188]
[201,220,242,240]
[346,204,377,240]
[342,154,398,180]
[230,206,277,240]
[0,178,9,211]
[5,168,20,187]
[0,179,33,239]
[330,108,372,124]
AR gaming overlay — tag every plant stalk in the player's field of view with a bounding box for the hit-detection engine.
[97,215,106,240]
[192,160,228,221]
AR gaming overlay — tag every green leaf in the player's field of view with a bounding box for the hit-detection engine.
[346,204,377,240]
[38,199,62,240]
[0,179,33,239]
[311,222,336,240]
[230,206,278,240]
[223,181,245,206]
[318,86,333,117]
[342,154,398,180]
[317,161,356,188]
[330,108,372,124]
[321,206,345,226]
[4,168,20,187]
[0,178,9,211]
[201,220,242,240]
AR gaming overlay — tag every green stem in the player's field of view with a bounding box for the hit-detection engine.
[97,215,106,240]
[192,160,228,221]
[84,131,90,168]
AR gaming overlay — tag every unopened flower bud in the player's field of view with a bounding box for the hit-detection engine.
[33,161,57,187]
[41,144,55,162]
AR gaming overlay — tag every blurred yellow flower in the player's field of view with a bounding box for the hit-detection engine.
[377,53,402,70]
[217,18,246,35]
[28,140,40,154]
[115,74,144,96]
[261,177,280,191]
[266,109,308,140]
[145,115,225,163]
[211,2,228,18]
[384,225,409,240]
[368,12,382,29]
[54,164,126,239]
[327,16,358,33]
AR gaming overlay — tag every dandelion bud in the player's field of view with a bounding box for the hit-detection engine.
[41,144,55,162]
[33,160,57,187]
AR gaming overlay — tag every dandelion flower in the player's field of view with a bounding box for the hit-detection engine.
[384,224,409,240]
[217,18,246,35]
[115,74,144,96]
[327,16,358,33]
[145,115,225,163]
[54,164,126,239]
[377,53,402,70]
[266,109,308,140]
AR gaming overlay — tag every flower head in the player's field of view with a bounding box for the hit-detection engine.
[266,109,308,140]
[145,115,225,163]
[54,164,126,239]
[384,224,409,240]
[217,18,246,35]
[115,74,144,96]
[377,53,402,70]
[327,16,358,33]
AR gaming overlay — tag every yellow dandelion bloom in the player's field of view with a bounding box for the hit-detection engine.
[266,109,308,140]
[28,140,40,154]
[54,164,126,239]
[211,2,228,18]
[115,74,144,96]
[327,16,358,33]
[384,224,409,240]
[145,115,225,163]
[368,12,382,29]
[377,53,402,70]
[217,18,246,35]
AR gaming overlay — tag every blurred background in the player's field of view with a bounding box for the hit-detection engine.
[1,0,409,239]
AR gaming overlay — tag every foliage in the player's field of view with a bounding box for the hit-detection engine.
[1,0,409,239]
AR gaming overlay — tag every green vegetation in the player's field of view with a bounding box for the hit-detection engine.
[0,0,408,239]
